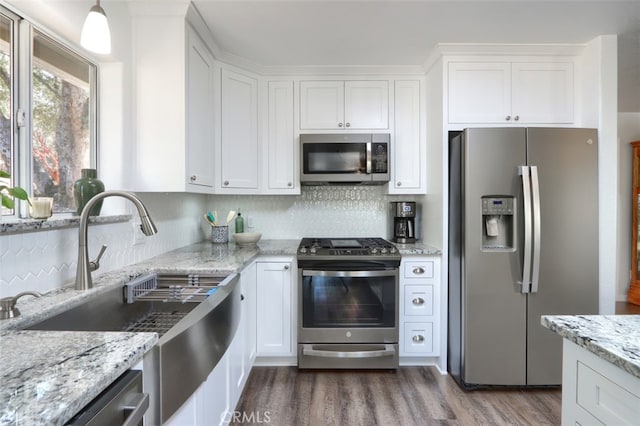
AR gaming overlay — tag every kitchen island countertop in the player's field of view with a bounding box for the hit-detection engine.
[541,314,640,379]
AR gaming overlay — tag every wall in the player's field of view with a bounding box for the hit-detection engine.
[617,113,640,301]
[1,187,425,296]
[0,192,208,297]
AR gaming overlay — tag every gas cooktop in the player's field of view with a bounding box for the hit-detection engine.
[297,237,400,260]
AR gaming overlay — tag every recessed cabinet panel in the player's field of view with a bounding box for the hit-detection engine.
[186,27,214,189]
[345,80,389,129]
[300,81,344,130]
[299,80,389,130]
[391,80,424,193]
[267,81,296,192]
[220,68,259,190]
[448,62,511,124]
[256,261,294,356]
[448,61,575,125]
[511,62,574,124]
[404,285,434,317]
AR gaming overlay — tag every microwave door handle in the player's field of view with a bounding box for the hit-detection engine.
[366,142,372,174]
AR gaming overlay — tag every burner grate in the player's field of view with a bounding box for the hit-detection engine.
[126,311,189,335]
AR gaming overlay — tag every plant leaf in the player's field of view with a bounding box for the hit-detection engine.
[8,187,29,200]
[1,193,14,209]
[0,170,9,178]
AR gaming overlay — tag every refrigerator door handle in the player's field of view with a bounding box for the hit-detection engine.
[530,166,541,293]
[518,165,532,293]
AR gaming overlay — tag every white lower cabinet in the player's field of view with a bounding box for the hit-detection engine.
[255,258,297,363]
[561,339,640,425]
[399,256,441,363]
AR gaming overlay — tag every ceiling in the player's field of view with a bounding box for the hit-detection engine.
[192,0,640,112]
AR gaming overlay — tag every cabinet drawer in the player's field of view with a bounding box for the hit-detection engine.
[576,361,640,424]
[402,322,433,354]
[404,285,433,316]
[403,261,434,279]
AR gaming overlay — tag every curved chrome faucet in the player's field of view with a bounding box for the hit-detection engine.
[76,191,158,290]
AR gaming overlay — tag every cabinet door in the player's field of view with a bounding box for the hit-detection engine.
[344,80,389,129]
[266,81,297,192]
[448,62,511,124]
[242,262,257,369]
[197,353,229,426]
[256,261,293,356]
[186,26,215,191]
[390,80,425,193]
[299,81,344,129]
[220,68,259,190]
[511,62,574,124]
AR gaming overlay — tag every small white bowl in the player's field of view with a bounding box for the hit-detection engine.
[233,232,262,247]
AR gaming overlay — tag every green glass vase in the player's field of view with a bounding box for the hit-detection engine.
[74,168,105,216]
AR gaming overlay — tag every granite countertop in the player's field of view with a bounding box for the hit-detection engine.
[0,237,436,424]
[542,315,640,379]
[0,331,157,425]
[395,242,441,256]
[0,239,299,425]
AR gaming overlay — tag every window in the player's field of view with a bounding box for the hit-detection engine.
[0,5,97,217]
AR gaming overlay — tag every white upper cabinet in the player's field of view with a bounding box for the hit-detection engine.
[186,27,215,189]
[300,80,389,130]
[217,67,259,192]
[265,80,297,194]
[448,61,574,125]
[130,11,215,193]
[389,80,426,194]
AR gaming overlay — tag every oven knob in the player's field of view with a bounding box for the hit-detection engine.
[371,248,378,254]
[299,247,307,254]
[381,248,388,254]
[390,247,397,253]
[310,247,317,254]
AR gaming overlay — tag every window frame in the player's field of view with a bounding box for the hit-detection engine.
[1,3,99,220]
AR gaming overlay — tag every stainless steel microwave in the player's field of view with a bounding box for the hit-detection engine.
[300,133,390,185]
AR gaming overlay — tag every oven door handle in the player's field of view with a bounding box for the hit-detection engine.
[302,269,397,278]
[302,344,396,359]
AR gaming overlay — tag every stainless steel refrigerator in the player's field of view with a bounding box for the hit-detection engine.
[448,127,599,387]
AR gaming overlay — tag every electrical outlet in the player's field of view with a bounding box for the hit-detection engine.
[132,222,146,245]
[246,216,254,228]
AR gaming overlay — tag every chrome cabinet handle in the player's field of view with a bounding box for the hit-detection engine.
[412,335,425,343]
[412,267,425,274]
[345,122,351,128]
[223,180,229,186]
[396,181,402,187]
[284,265,289,270]
[287,182,292,187]
[514,115,520,121]
[338,122,344,127]
[190,175,196,182]
[412,297,425,305]
[505,115,511,121]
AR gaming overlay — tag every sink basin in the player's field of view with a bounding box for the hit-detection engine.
[26,272,241,424]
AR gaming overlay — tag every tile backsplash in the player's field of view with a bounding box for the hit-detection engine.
[1,186,419,296]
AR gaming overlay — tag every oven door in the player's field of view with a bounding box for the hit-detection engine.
[298,268,398,344]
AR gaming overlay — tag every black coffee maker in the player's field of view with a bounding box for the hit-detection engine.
[391,201,416,243]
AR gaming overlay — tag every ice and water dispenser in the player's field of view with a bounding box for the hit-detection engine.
[481,196,515,251]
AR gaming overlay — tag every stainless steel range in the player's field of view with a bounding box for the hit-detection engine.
[297,237,400,369]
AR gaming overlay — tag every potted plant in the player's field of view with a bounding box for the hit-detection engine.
[0,170,30,209]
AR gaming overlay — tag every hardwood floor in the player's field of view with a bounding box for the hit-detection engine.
[232,367,561,426]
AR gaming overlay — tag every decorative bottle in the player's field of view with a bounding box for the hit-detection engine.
[235,210,244,233]
[74,168,105,216]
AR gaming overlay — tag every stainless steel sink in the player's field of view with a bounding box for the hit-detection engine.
[27,272,241,424]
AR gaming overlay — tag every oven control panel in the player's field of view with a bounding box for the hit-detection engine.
[297,238,400,264]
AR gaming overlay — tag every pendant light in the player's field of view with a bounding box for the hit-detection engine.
[80,0,111,55]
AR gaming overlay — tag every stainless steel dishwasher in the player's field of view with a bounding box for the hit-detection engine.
[65,370,148,426]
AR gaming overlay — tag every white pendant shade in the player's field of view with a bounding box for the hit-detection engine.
[80,1,111,55]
